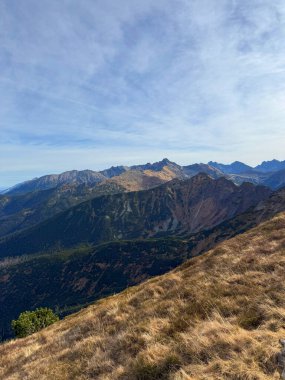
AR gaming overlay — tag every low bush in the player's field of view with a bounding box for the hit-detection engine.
[11,307,59,338]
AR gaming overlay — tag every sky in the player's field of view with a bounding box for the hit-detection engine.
[1,0,285,187]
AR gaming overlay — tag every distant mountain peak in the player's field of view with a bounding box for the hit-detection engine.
[99,165,129,178]
[130,158,180,172]
[255,159,285,173]
[161,158,172,164]
[208,161,253,174]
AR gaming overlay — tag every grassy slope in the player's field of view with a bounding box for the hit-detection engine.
[1,212,285,379]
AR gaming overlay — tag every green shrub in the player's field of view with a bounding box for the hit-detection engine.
[11,307,59,338]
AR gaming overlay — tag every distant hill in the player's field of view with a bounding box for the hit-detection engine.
[105,166,180,192]
[99,165,129,178]
[263,168,285,190]
[182,163,223,178]
[255,159,285,172]
[0,174,271,258]
[130,158,181,173]
[0,181,126,238]
[208,160,254,174]
[1,207,284,379]
[5,170,106,196]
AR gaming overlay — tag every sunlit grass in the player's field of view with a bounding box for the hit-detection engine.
[1,213,285,379]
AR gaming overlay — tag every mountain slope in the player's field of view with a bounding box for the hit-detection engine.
[0,160,220,240]
[99,165,130,178]
[0,187,284,340]
[255,159,285,173]
[0,174,271,258]
[208,160,254,174]
[263,168,285,190]
[1,211,284,379]
[0,182,126,238]
[0,238,195,339]
[131,158,183,174]
[182,163,223,178]
[105,166,179,192]
[0,160,186,239]
[5,170,107,195]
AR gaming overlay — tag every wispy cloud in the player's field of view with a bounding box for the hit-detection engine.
[1,0,285,186]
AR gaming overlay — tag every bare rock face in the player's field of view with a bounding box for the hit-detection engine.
[277,339,285,379]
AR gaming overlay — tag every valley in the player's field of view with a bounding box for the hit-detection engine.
[1,205,284,379]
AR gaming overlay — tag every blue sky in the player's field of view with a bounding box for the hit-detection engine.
[1,0,285,187]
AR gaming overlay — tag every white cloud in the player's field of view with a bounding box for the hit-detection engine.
[1,0,285,186]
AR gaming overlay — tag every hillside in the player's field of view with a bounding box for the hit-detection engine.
[106,166,179,192]
[1,211,284,379]
[208,160,254,174]
[0,187,284,340]
[0,238,193,339]
[255,159,285,173]
[0,162,184,239]
[264,169,285,190]
[5,170,107,195]
[0,174,271,258]
[0,160,189,238]
[0,182,125,238]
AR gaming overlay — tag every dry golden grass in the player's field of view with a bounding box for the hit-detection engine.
[108,166,177,191]
[1,212,285,379]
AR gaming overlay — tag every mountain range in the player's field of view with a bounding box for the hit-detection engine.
[1,158,284,239]
[0,174,271,258]
[3,158,285,196]
[0,157,285,344]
